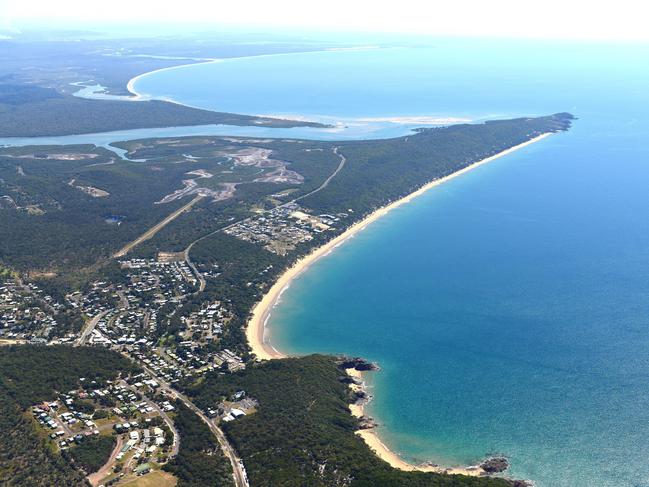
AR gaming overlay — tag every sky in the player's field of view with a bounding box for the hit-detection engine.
[1,0,649,41]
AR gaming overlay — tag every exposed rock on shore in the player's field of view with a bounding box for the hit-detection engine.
[480,457,509,473]
[337,356,379,371]
[357,415,378,430]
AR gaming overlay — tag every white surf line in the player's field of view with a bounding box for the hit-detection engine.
[125,46,386,102]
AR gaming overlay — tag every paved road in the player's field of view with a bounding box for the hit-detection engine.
[184,250,206,292]
[87,436,124,486]
[294,146,346,203]
[182,146,346,282]
[138,363,248,487]
[122,381,180,457]
[99,147,349,486]
[116,290,129,309]
[76,310,108,345]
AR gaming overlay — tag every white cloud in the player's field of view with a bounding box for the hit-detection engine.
[3,0,649,41]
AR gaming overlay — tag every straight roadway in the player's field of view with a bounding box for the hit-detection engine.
[76,310,108,345]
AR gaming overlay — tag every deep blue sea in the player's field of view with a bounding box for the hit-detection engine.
[29,38,649,486]
[134,39,649,487]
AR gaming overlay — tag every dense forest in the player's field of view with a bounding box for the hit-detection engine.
[302,114,573,214]
[0,84,324,137]
[183,355,522,487]
[0,345,138,486]
[163,401,234,487]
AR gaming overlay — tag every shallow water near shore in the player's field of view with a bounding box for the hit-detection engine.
[235,41,649,486]
[43,38,649,485]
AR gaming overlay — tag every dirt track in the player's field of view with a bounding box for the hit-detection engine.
[87,436,124,486]
[114,195,204,258]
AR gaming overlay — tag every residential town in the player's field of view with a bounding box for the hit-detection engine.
[0,204,348,486]
[1,252,251,482]
[224,202,342,255]
[0,278,81,343]
[30,372,180,485]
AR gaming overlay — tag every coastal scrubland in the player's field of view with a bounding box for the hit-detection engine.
[0,35,334,136]
[0,86,325,137]
[0,114,572,283]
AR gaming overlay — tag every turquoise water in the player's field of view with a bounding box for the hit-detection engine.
[36,39,649,485]
[137,39,649,486]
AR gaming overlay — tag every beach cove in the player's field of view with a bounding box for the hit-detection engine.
[247,134,551,477]
[248,134,551,360]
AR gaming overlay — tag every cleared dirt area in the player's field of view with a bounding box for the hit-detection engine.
[157,180,236,204]
[114,194,204,258]
[215,147,303,185]
[68,179,110,197]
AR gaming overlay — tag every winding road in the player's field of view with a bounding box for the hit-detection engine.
[138,362,249,487]
[87,436,124,487]
[101,146,347,487]
[183,146,346,285]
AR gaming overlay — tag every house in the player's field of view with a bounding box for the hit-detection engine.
[230,408,246,419]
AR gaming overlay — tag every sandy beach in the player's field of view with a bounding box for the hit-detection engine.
[248,132,551,360]
[246,132,552,471]
[126,48,377,101]
[356,116,472,124]
[346,368,486,475]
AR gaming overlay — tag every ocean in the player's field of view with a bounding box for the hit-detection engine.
[19,37,649,486]
[139,38,649,487]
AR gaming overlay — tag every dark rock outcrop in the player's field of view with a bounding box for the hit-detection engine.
[337,357,379,371]
[480,457,509,473]
[357,415,378,430]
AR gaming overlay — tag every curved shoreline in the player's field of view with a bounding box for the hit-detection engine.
[126,47,382,102]
[246,132,552,472]
[124,46,468,130]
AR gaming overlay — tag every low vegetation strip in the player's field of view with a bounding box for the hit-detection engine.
[0,87,326,137]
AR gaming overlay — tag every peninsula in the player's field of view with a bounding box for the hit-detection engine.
[0,112,573,486]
